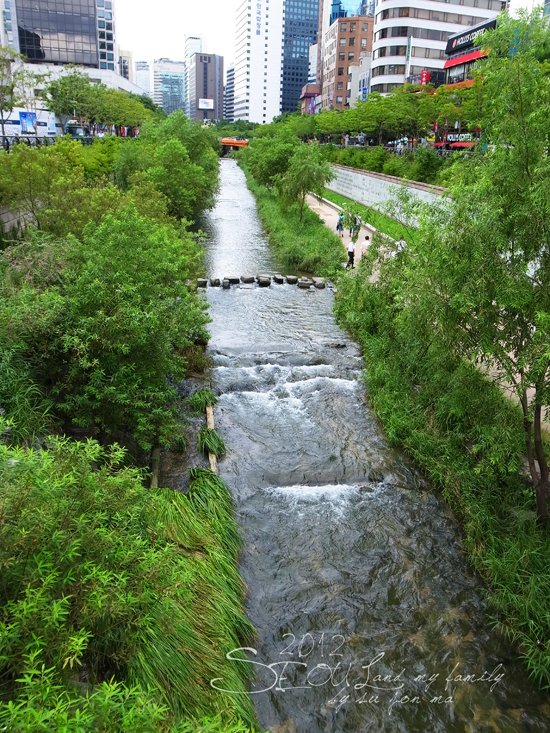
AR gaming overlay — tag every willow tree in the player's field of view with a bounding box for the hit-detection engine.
[402,11,550,523]
[277,142,332,219]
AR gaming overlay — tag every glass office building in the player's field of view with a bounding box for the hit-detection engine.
[13,0,116,69]
[281,0,320,113]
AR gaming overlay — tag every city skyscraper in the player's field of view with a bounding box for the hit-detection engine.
[184,36,203,116]
[135,60,151,96]
[233,0,285,122]
[7,0,117,71]
[281,0,320,113]
[370,0,506,92]
[224,66,235,121]
[233,0,320,122]
[153,58,186,115]
[187,53,224,121]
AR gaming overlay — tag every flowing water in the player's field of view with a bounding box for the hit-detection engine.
[201,160,550,733]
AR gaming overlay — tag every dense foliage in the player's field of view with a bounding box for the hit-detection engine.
[335,11,550,687]
[0,115,219,453]
[243,169,343,276]
[0,436,256,730]
[0,114,258,730]
[45,68,159,128]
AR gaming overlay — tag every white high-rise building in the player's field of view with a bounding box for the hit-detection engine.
[135,61,151,96]
[233,0,285,123]
[370,0,506,92]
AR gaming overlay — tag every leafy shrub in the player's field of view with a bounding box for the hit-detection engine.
[0,208,209,451]
[0,434,256,729]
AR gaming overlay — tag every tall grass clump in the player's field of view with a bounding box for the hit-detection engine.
[187,388,219,414]
[0,431,258,730]
[198,427,227,459]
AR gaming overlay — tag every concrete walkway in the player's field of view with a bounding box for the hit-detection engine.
[306,193,374,267]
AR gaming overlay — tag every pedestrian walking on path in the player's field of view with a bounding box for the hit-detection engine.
[336,214,345,238]
[346,240,355,269]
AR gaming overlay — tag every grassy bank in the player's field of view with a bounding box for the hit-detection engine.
[321,188,410,242]
[0,432,258,731]
[334,262,550,690]
[244,169,344,277]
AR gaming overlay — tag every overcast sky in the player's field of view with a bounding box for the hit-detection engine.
[115,0,239,67]
[115,0,535,70]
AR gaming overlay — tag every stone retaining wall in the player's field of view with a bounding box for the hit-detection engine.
[327,164,445,211]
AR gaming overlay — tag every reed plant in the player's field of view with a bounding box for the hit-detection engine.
[198,427,227,459]
[187,388,219,414]
[0,431,258,730]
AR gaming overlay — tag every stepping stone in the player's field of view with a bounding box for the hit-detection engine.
[227,276,240,285]
[258,276,271,287]
[273,274,285,284]
[256,273,271,282]
[197,278,208,288]
[209,277,221,287]
[241,275,255,283]
[222,279,231,289]
[297,278,313,289]
[313,278,326,289]
[286,275,298,284]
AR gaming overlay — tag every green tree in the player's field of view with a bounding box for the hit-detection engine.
[45,68,99,125]
[243,133,299,188]
[394,11,550,523]
[0,208,209,451]
[0,47,22,138]
[277,142,332,220]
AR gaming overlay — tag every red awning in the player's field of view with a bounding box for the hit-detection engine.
[444,49,485,69]
[449,141,475,148]
[432,142,446,147]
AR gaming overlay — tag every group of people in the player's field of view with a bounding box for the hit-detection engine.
[336,213,370,269]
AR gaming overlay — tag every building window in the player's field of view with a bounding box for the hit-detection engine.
[338,67,344,76]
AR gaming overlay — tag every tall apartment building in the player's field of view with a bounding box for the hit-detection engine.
[321,15,374,108]
[233,0,319,123]
[187,53,224,121]
[224,66,235,121]
[153,58,186,115]
[315,1,370,85]
[6,0,117,71]
[370,0,506,93]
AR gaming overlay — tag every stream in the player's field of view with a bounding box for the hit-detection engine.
[201,159,549,733]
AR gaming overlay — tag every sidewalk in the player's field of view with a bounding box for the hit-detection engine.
[306,193,374,266]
